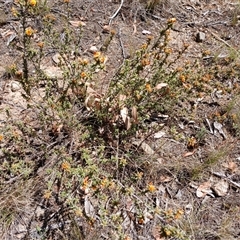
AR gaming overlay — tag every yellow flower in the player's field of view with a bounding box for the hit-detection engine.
[25,27,34,37]
[28,0,36,7]
[147,183,156,192]
[61,161,71,171]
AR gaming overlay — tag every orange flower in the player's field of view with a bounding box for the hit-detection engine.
[147,183,156,192]
[145,83,152,93]
[0,135,4,141]
[25,27,34,37]
[37,42,44,48]
[99,56,106,64]
[141,43,147,50]
[167,18,176,24]
[61,161,71,171]
[141,58,150,66]
[93,51,101,59]
[179,74,186,83]
[80,72,87,78]
[28,0,36,7]
[100,178,108,188]
[79,58,89,65]
[175,209,184,219]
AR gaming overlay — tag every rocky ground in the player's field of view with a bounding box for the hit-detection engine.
[0,0,240,239]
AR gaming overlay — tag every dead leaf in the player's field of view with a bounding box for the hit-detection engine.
[155,83,168,90]
[196,181,212,198]
[212,180,229,197]
[213,121,227,139]
[159,175,172,183]
[120,107,128,123]
[84,196,95,218]
[85,94,101,111]
[125,116,131,130]
[183,151,195,157]
[69,20,86,27]
[223,161,238,173]
[131,106,138,123]
[119,94,127,103]
[120,107,131,130]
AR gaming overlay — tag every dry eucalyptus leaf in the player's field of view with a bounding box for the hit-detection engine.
[84,196,95,218]
[125,116,131,130]
[159,175,172,183]
[69,20,86,27]
[213,121,227,139]
[131,106,138,123]
[155,83,168,90]
[226,161,238,173]
[183,151,195,157]
[212,180,229,197]
[120,107,128,123]
[196,181,212,198]
[119,94,127,103]
[120,107,131,130]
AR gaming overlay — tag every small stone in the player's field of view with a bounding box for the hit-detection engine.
[142,30,151,35]
[212,180,229,197]
[102,25,111,33]
[89,46,98,53]
[41,66,63,79]
[196,32,205,42]
[52,53,63,64]
[0,66,5,78]
[11,81,21,92]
